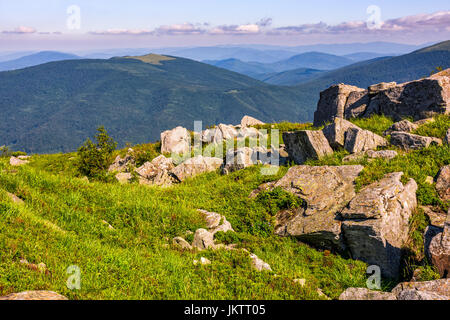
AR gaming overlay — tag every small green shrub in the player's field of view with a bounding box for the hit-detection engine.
[77,126,117,180]
[256,187,303,215]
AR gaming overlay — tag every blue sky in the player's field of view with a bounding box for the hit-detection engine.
[0,0,449,51]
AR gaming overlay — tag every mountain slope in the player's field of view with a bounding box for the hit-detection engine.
[267,52,353,71]
[0,54,313,154]
[0,51,81,71]
[254,68,325,85]
[203,58,274,77]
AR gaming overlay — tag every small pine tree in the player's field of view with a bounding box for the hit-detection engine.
[77,126,117,179]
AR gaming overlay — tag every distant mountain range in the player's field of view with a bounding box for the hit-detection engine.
[0,51,81,71]
[0,40,448,154]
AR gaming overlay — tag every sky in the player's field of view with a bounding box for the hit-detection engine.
[0,0,449,52]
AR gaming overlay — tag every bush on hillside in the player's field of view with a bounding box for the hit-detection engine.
[77,126,117,180]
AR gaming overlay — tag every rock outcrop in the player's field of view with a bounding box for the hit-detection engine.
[283,130,333,165]
[313,69,450,126]
[426,209,449,278]
[222,147,272,174]
[160,126,191,154]
[171,156,223,181]
[109,148,135,172]
[322,118,360,149]
[341,173,418,279]
[390,132,442,150]
[135,155,176,186]
[435,165,450,202]
[241,115,264,127]
[383,120,419,136]
[344,127,388,153]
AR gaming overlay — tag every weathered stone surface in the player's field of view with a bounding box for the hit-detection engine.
[283,130,333,165]
[135,155,175,186]
[173,237,193,250]
[271,165,363,251]
[436,165,450,201]
[390,132,442,150]
[391,279,450,299]
[343,90,370,119]
[0,291,68,300]
[241,115,264,127]
[171,156,223,181]
[445,128,450,144]
[109,149,134,172]
[366,150,398,160]
[201,124,238,144]
[421,206,447,228]
[314,84,365,126]
[237,127,265,140]
[368,82,397,96]
[222,147,272,174]
[344,127,388,153]
[249,253,272,271]
[6,192,24,204]
[339,288,396,300]
[397,290,447,300]
[197,209,234,235]
[9,156,28,166]
[426,210,450,278]
[192,228,215,250]
[322,118,359,149]
[383,120,419,136]
[160,126,191,154]
[341,173,418,279]
[366,72,450,121]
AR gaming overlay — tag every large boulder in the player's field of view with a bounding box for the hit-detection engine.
[383,120,419,136]
[390,132,442,150]
[197,209,234,235]
[241,115,265,127]
[341,173,418,279]
[368,82,397,97]
[283,130,333,165]
[344,127,388,153]
[322,118,360,149]
[339,288,396,300]
[192,228,215,250]
[426,210,450,278]
[271,165,364,251]
[160,126,191,154]
[314,84,366,126]
[135,155,176,186]
[391,279,450,299]
[222,147,271,174]
[435,165,450,202]
[171,156,223,181]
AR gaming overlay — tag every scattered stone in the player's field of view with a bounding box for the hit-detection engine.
[342,150,398,163]
[426,211,449,278]
[241,115,265,127]
[322,118,359,149]
[222,147,271,174]
[192,228,215,250]
[197,209,234,235]
[173,237,193,250]
[435,165,450,201]
[383,120,418,136]
[249,253,272,271]
[421,206,447,228]
[339,288,396,300]
[160,126,191,154]
[135,155,176,186]
[9,156,29,166]
[0,291,68,300]
[283,130,333,165]
[271,165,363,251]
[293,279,306,287]
[101,220,114,230]
[344,127,388,153]
[390,132,442,150]
[171,156,223,181]
[115,172,132,184]
[341,173,418,279]
[397,290,447,300]
[391,279,450,299]
[6,192,24,204]
[108,149,135,172]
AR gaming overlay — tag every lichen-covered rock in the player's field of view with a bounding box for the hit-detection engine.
[390,132,442,150]
[368,82,397,96]
[192,228,215,250]
[436,165,450,202]
[173,237,193,250]
[6,192,24,204]
[0,291,68,300]
[222,147,272,174]
[313,84,365,126]
[366,150,398,160]
[271,165,363,251]
[426,210,450,278]
[160,126,191,154]
[322,118,360,149]
[241,115,264,127]
[197,209,234,235]
[344,127,388,153]
[341,173,418,279]
[171,156,223,181]
[383,120,419,136]
[108,148,135,172]
[397,290,447,300]
[9,156,29,166]
[249,253,272,271]
[391,279,450,299]
[283,130,333,165]
[339,288,396,300]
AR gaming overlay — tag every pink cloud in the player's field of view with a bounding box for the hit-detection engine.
[2,26,36,34]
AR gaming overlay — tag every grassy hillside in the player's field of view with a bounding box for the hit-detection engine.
[0,156,369,300]
[0,56,313,154]
[255,68,325,86]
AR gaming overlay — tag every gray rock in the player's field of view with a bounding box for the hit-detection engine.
[322,118,360,149]
[222,147,272,174]
[192,228,215,250]
[108,148,135,173]
[6,192,24,204]
[392,279,450,299]
[397,290,447,300]
[115,172,132,184]
[344,127,388,153]
[339,288,396,300]
[426,210,449,278]
[445,128,450,144]
[341,173,418,279]
[314,84,365,126]
[283,130,333,165]
[241,115,265,127]
[383,120,418,136]
[271,165,363,251]
[366,150,398,160]
[249,253,272,271]
[0,291,68,300]
[135,155,176,186]
[160,126,191,154]
[173,237,193,250]
[9,156,28,166]
[436,165,450,202]
[390,132,442,150]
[368,82,397,97]
[197,209,234,235]
[171,156,223,181]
